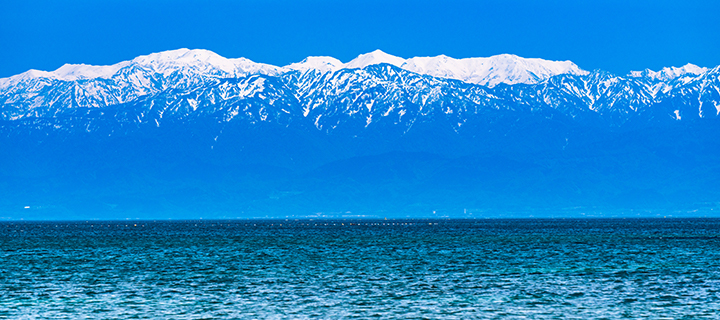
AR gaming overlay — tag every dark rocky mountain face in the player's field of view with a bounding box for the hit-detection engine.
[1,60,719,220]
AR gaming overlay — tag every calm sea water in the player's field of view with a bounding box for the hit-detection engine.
[1,219,719,319]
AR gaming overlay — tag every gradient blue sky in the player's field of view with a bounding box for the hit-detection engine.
[1,0,718,78]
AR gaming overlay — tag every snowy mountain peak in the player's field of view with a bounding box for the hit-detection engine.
[401,53,588,87]
[285,56,344,73]
[629,63,708,81]
[130,48,282,77]
[131,48,218,64]
[9,69,56,81]
[1,48,284,84]
[0,69,55,89]
[53,62,131,80]
[344,50,406,69]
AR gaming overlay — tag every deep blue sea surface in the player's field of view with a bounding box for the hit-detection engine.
[1,219,719,318]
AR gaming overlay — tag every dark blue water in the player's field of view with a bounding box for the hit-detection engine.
[1,219,719,318]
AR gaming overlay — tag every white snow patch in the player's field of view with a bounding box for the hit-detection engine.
[187,98,198,111]
[365,100,374,112]
[674,110,681,120]
[314,114,322,129]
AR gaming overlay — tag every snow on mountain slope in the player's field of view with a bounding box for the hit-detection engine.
[52,62,131,80]
[1,49,283,84]
[401,54,588,87]
[629,64,708,82]
[0,49,288,120]
[129,49,283,78]
[626,64,711,98]
[285,56,344,72]
[284,50,587,87]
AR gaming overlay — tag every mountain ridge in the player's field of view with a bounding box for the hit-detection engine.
[1,52,718,128]
[0,48,591,88]
[5,48,712,88]
[2,49,720,219]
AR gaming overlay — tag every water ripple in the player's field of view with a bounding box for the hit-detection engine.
[1,219,720,318]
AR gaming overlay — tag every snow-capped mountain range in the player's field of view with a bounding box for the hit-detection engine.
[2,49,720,219]
[1,48,718,136]
[1,48,586,86]
[284,49,588,87]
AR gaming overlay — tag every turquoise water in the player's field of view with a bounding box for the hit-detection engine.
[1,219,719,318]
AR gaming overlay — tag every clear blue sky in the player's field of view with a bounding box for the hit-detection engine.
[1,0,718,78]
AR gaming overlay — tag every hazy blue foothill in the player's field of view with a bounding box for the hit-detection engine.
[1,51,719,220]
